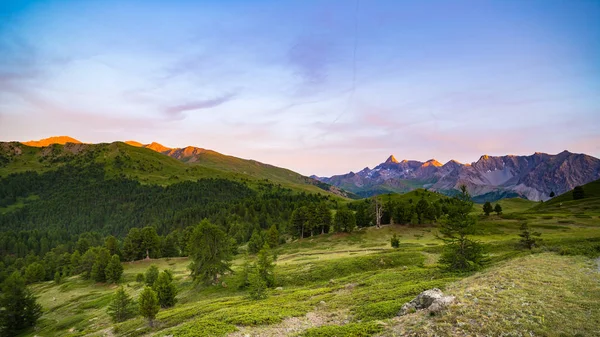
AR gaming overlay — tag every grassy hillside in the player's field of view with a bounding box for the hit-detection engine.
[19,198,600,337]
[0,141,347,198]
[533,178,600,214]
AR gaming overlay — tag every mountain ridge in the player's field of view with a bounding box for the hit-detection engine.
[316,151,600,201]
[0,137,354,199]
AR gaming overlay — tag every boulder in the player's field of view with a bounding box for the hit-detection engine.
[399,288,454,316]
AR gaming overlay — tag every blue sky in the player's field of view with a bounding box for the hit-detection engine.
[1,0,599,176]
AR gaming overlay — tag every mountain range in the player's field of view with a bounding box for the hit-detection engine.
[1,136,353,198]
[313,152,600,201]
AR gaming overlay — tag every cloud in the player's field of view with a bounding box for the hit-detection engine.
[288,35,332,90]
[162,92,239,119]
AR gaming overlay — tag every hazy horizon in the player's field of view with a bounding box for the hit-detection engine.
[1,0,599,176]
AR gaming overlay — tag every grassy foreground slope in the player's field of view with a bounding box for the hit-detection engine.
[21,198,600,337]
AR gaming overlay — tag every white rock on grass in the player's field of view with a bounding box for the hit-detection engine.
[398,288,455,316]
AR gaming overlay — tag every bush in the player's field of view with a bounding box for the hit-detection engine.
[303,322,384,337]
[390,234,400,248]
[136,273,145,283]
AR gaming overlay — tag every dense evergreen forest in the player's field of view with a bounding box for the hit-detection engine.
[0,162,456,286]
[0,163,334,281]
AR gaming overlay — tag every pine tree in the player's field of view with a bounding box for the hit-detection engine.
[266,225,280,248]
[107,287,136,323]
[0,272,43,336]
[290,206,310,239]
[248,271,267,300]
[482,201,493,216]
[138,286,160,326]
[70,250,81,275]
[144,265,159,287]
[333,209,356,233]
[248,230,264,254]
[154,270,177,308]
[519,223,542,250]
[91,248,111,283]
[494,203,502,215]
[549,191,555,198]
[188,220,233,284]
[438,186,486,271]
[573,186,585,200]
[105,254,123,284]
[256,244,276,287]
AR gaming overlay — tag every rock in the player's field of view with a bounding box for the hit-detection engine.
[319,300,326,305]
[398,288,455,316]
[275,286,283,290]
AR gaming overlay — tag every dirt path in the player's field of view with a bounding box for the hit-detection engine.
[227,308,350,337]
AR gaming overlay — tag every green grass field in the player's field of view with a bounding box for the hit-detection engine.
[19,198,600,337]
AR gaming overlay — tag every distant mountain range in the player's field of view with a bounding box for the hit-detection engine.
[313,152,600,201]
[2,136,353,198]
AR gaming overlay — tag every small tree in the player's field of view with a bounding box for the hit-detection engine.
[493,203,502,215]
[138,286,160,327]
[238,258,252,290]
[390,234,400,248]
[145,265,159,287]
[438,186,486,272]
[255,244,276,288]
[105,254,123,284]
[573,186,585,200]
[154,270,177,308]
[518,223,542,250]
[107,287,136,323]
[136,273,145,283]
[549,191,555,198]
[266,225,280,248]
[248,230,264,255]
[54,271,62,284]
[482,201,493,216]
[0,272,43,336]
[248,271,267,300]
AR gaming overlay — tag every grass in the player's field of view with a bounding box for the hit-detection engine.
[20,198,600,337]
[0,141,348,199]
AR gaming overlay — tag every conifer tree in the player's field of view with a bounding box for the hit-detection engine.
[107,287,136,323]
[256,244,276,287]
[188,220,233,284]
[519,223,542,250]
[494,203,502,215]
[390,234,400,248]
[248,271,267,300]
[138,286,160,326]
[438,186,486,271]
[105,254,123,284]
[266,225,280,248]
[0,272,43,335]
[482,201,493,216]
[144,265,159,287]
[154,270,177,308]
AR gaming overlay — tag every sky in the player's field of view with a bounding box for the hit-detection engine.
[1,0,599,176]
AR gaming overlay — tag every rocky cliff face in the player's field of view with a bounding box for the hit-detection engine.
[317,151,600,201]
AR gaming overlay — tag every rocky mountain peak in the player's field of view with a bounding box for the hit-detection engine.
[385,155,399,164]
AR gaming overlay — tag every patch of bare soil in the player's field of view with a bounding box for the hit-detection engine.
[228,308,350,337]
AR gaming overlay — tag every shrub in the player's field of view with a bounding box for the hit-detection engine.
[390,234,400,248]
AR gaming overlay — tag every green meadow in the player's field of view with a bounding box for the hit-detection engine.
[21,196,600,337]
